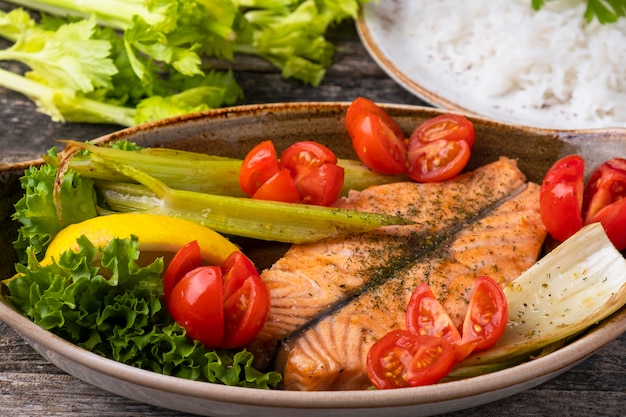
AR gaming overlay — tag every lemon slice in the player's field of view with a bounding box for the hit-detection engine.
[43,213,239,266]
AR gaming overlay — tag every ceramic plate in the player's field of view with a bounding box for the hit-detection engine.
[357,1,626,130]
[1,103,625,417]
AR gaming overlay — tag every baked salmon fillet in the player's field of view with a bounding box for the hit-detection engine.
[249,157,546,389]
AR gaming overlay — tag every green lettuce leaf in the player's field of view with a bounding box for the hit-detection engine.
[12,148,98,263]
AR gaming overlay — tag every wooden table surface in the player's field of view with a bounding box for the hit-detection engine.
[0,5,624,416]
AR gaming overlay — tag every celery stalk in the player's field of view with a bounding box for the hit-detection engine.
[0,68,136,125]
[64,141,246,196]
[63,140,407,196]
[452,223,626,374]
[93,156,413,243]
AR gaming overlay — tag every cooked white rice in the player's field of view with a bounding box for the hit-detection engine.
[373,0,626,129]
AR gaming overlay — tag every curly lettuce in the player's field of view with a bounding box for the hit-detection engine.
[12,148,98,263]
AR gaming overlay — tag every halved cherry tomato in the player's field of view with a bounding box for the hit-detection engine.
[539,154,585,242]
[587,197,626,251]
[406,114,474,183]
[222,273,270,348]
[167,266,225,348]
[406,138,471,183]
[252,168,300,203]
[406,283,462,342]
[409,114,475,148]
[221,252,270,348]
[582,158,626,224]
[239,140,281,196]
[221,251,260,302]
[405,283,474,362]
[165,247,271,349]
[280,141,345,206]
[461,276,508,352]
[163,240,202,304]
[345,97,407,175]
[366,331,455,389]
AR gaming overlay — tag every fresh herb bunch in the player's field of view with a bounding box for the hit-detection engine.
[532,0,626,23]
[0,0,370,126]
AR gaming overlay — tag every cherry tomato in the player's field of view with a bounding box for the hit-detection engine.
[406,115,474,182]
[165,247,271,349]
[252,168,300,203]
[587,197,626,251]
[582,158,626,224]
[167,266,225,348]
[163,240,202,304]
[239,140,281,196]
[539,155,584,242]
[366,331,455,389]
[280,141,345,206]
[345,97,407,175]
[460,276,508,352]
[405,283,474,362]
[221,252,270,348]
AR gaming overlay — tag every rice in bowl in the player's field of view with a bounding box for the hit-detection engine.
[365,0,626,129]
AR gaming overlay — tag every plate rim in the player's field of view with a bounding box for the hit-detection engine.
[1,102,625,413]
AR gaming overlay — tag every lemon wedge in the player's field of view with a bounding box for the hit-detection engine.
[42,213,239,266]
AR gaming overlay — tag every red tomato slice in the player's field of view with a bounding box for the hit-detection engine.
[366,331,455,389]
[345,97,407,175]
[221,251,259,297]
[409,114,475,148]
[461,276,508,352]
[406,114,474,183]
[280,141,345,206]
[222,273,270,348]
[539,155,584,242]
[406,283,462,342]
[587,197,626,251]
[406,335,455,387]
[281,140,338,168]
[239,140,281,196]
[252,168,300,203]
[405,283,474,362]
[221,251,270,348]
[582,158,626,224]
[167,266,225,348]
[163,240,202,304]
[294,163,345,206]
[406,138,471,182]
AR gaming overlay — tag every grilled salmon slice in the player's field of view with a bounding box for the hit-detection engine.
[278,182,545,390]
[246,157,543,375]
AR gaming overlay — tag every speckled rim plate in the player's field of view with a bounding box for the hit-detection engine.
[355,2,467,114]
[1,102,625,417]
[356,2,486,120]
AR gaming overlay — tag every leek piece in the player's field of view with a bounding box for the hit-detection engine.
[454,223,626,371]
[93,156,413,243]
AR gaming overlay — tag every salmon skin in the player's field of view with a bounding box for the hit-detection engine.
[249,157,546,390]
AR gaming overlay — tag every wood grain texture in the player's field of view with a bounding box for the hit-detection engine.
[0,6,624,416]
